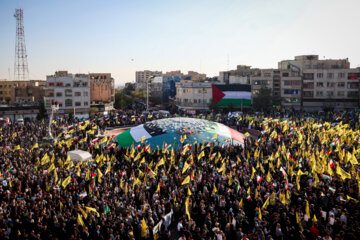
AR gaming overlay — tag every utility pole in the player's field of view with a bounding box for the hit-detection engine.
[14,9,29,81]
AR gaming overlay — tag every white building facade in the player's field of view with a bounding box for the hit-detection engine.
[44,71,90,118]
[175,81,212,111]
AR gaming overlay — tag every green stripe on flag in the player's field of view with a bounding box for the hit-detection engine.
[216,99,252,107]
[117,129,136,147]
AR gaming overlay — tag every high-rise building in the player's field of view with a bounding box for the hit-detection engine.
[44,71,90,118]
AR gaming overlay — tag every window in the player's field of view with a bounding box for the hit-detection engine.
[65,83,71,87]
[347,83,359,89]
[284,89,300,95]
[316,82,324,87]
[84,102,88,106]
[203,89,207,93]
[327,73,334,78]
[326,91,334,97]
[65,89,72,97]
[264,73,271,77]
[82,82,88,87]
[56,92,62,97]
[253,80,268,85]
[47,92,54,97]
[303,83,314,89]
[194,99,197,103]
[337,72,345,78]
[74,92,81,97]
[338,82,345,87]
[348,73,360,80]
[316,73,323,78]
[348,91,359,97]
[65,99,72,107]
[327,82,334,87]
[282,72,289,77]
[337,91,345,96]
[48,82,54,86]
[303,73,314,80]
[316,91,323,96]
[193,89,197,94]
[305,65,311,69]
[75,102,81,106]
[303,91,313,97]
[56,82,63,86]
[73,82,80,87]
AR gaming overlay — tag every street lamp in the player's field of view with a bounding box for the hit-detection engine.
[146,75,154,111]
[49,104,59,139]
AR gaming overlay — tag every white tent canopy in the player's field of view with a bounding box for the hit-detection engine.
[68,150,92,162]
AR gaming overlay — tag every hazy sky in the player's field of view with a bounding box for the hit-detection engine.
[0,0,359,86]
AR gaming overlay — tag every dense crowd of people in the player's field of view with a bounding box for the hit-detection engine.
[0,111,359,239]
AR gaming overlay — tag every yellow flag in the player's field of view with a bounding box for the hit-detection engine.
[239,198,243,208]
[212,185,217,196]
[182,161,190,174]
[13,145,20,151]
[85,206,100,217]
[305,200,310,217]
[77,213,85,227]
[279,192,286,205]
[156,158,165,168]
[258,208,262,220]
[85,169,90,181]
[140,135,146,144]
[212,133,218,139]
[62,176,71,189]
[218,162,226,174]
[41,154,50,165]
[47,163,55,173]
[97,169,103,183]
[313,214,317,223]
[198,151,205,160]
[187,187,192,196]
[262,197,270,209]
[247,187,251,196]
[266,171,271,182]
[54,169,58,183]
[336,165,351,180]
[79,207,88,219]
[31,143,39,150]
[181,176,190,185]
[156,183,160,193]
[185,197,191,220]
[141,218,147,238]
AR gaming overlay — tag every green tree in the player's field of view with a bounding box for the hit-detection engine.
[252,87,273,111]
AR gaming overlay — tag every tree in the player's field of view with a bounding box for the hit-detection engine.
[252,87,273,112]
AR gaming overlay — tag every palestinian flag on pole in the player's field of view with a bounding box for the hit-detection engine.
[212,84,251,107]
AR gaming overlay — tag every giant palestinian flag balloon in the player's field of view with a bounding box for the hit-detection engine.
[116,118,244,149]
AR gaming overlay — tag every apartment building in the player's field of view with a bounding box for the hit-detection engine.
[0,79,46,104]
[175,80,212,111]
[135,70,162,91]
[44,71,90,118]
[279,55,360,111]
[219,65,261,84]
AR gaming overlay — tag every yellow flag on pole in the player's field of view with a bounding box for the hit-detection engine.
[181,176,190,185]
[77,213,85,227]
[62,176,71,189]
[141,218,147,238]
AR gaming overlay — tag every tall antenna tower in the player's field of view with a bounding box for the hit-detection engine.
[14,8,29,81]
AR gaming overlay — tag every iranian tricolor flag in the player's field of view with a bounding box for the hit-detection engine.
[212,84,251,107]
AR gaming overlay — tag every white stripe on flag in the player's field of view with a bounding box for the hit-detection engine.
[130,125,151,142]
[223,91,251,99]
[216,123,231,139]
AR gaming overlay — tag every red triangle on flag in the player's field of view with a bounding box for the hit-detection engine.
[212,85,225,104]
